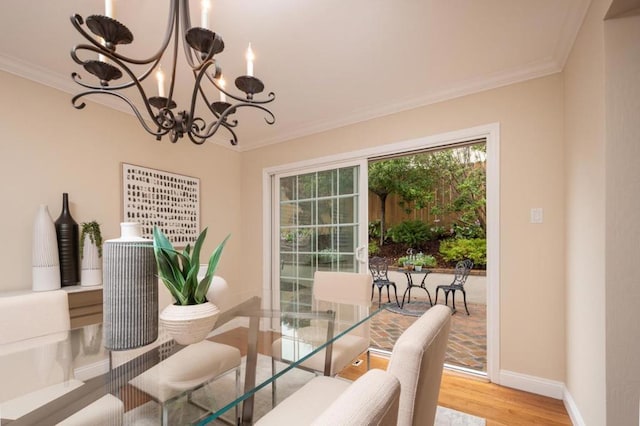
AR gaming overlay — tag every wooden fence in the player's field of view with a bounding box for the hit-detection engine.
[368,190,459,229]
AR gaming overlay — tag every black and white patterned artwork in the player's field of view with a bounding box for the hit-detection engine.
[122,163,200,245]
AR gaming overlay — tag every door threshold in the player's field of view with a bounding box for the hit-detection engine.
[444,363,488,382]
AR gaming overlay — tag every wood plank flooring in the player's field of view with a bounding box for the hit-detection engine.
[339,354,572,426]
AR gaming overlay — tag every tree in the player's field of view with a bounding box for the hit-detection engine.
[368,158,414,246]
[368,143,487,246]
[424,144,486,234]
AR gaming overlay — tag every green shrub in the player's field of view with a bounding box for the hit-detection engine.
[368,220,382,241]
[451,223,485,239]
[368,241,380,256]
[439,238,486,266]
[387,220,431,247]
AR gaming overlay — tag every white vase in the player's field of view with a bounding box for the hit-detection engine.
[159,301,220,345]
[32,205,61,291]
[81,234,102,286]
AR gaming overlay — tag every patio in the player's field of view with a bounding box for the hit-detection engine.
[369,272,487,372]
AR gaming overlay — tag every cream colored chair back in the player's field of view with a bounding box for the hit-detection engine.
[387,305,452,426]
[311,369,400,426]
[0,290,70,345]
[313,271,372,340]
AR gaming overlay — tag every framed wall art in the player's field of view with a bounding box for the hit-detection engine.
[122,163,200,245]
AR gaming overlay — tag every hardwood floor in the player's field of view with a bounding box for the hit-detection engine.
[339,354,572,426]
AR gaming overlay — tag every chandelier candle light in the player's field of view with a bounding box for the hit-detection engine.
[70,0,275,146]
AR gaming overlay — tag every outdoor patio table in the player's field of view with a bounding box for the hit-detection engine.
[396,268,433,308]
[0,296,382,426]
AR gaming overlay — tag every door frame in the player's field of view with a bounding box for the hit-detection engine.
[262,122,500,382]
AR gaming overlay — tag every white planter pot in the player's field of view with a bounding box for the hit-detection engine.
[159,301,220,345]
[81,234,102,286]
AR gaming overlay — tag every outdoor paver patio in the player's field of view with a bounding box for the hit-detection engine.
[369,301,487,372]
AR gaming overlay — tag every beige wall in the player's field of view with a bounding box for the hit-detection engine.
[241,74,566,381]
[0,71,245,298]
[604,10,640,425]
[563,0,609,423]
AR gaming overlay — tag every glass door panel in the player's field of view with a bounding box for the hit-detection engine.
[277,164,366,314]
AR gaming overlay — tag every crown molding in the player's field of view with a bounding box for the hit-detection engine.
[240,56,562,151]
[554,0,592,69]
[1,51,563,154]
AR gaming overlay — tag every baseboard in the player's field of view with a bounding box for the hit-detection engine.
[74,359,109,381]
[499,369,564,399]
[563,387,586,426]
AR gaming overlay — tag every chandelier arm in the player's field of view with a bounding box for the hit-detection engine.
[71,44,161,91]
[71,90,171,138]
[201,120,239,146]
[70,1,177,66]
[232,102,277,125]
[210,78,276,105]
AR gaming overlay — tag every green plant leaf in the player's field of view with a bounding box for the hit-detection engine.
[153,226,230,306]
[190,227,208,272]
[196,234,231,302]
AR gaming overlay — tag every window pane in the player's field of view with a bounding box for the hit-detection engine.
[298,201,315,226]
[317,227,336,252]
[338,225,357,252]
[338,166,358,195]
[338,196,356,224]
[280,176,296,201]
[317,169,336,197]
[280,203,298,226]
[297,173,315,200]
[317,199,335,225]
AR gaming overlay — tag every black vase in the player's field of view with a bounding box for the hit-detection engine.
[55,193,79,286]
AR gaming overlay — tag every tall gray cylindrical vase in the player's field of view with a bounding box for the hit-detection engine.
[103,222,158,351]
[32,205,61,291]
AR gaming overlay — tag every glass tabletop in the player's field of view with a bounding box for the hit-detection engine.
[0,297,381,425]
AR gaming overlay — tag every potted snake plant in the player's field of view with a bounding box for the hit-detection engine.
[153,226,230,345]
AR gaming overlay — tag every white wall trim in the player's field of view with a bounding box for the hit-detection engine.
[1,50,552,154]
[499,369,565,400]
[563,386,587,426]
[262,123,501,383]
[244,63,557,151]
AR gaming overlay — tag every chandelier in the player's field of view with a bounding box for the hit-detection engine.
[70,0,275,146]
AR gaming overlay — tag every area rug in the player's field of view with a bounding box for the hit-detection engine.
[123,354,485,425]
[385,300,434,317]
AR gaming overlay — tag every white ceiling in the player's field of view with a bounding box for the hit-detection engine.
[0,0,590,151]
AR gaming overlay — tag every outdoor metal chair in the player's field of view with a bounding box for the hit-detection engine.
[369,257,400,307]
[435,259,474,315]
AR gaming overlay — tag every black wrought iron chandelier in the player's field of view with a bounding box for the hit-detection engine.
[70,0,275,146]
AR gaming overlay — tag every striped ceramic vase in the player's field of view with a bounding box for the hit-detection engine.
[103,222,158,350]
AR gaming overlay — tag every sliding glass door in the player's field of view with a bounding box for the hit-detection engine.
[274,161,368,313]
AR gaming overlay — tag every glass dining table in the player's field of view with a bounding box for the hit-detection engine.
[0,296,380,425]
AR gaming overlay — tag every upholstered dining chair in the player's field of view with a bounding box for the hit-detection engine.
[0,290,120,423]
[435,259,474,315]
[386,304,452,425]
[270,271,372,404]
[258,305,452,426]
[127,273,242,426]
[256,369,400,426]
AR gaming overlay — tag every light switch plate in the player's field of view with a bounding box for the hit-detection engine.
[530,208,543,224]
